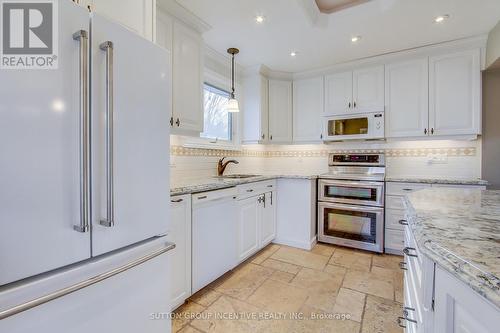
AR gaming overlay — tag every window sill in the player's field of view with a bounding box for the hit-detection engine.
[182,141,242,151]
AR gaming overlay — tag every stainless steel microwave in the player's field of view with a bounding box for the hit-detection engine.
[323,112,384,141]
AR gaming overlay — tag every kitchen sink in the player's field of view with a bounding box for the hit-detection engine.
[218,174,261,179]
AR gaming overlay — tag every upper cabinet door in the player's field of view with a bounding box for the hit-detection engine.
[172,22,204,133]
[91,13,171,256]
[293,77,324,142]
[86,0,155,40]
[429,50,481,136]
[324,71,352,115]
[385,59,429,138]
[268,80,293,143]
[352,65,385,112]
[0,0,91,285]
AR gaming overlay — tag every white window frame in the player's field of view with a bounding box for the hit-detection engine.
[183,69,242,150]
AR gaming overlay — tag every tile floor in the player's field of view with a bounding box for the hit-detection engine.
[172,243,404,333]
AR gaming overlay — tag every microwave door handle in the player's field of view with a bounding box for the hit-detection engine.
[322,203,383,213]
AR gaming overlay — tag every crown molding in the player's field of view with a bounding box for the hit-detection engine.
[157,0,211,33]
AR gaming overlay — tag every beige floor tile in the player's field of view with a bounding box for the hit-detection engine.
[251,244,281,264]
[191,295,288,333]
[304,291,337,312]
[214,263,274,300]
[260,258,301,274]
[269,270,295,283]
[371,266,404,302]
[270,247,329,270]
[290,267,344,295]
[247,279,309,313]
[332,288,366,322]
[310,243,335,257]
[324,264,348,276]
[177,325,202,333]
[329,248,372,272]
[190,288,223,307]
[372,254,403,270]
[342,270,394,300]
[286,305,361,333]
[361,295,403,333]
[172,301,206,332]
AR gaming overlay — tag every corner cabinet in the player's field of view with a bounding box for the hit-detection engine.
[82,0,155,41]
[293,77,324,142]
[242,74,269,143]
[168,194,192,310]
[268,80,293,143]
[429,49,481,136]
[324,65,384,116]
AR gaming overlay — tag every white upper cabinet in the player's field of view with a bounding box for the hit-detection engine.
[429,49,481,136]
[172,21,204,133]
[268,80,293,143]
[386,59,429,138]
[324,65,384,116]
[324,71,352,115]
[243,74,269,143]
[352,65,385,112]
[84,0,155,41]
[293,77,324,142]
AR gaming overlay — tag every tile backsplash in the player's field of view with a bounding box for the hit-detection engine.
[170,137,482,185]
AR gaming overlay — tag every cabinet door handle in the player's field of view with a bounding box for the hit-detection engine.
[353,101,356,108]
[169,117,174,127]
[398,219,408,226]
[270,192,273,205]
[246,189,254,192]
[348,102,351,108]
[431,128,434,135]
[261,133,265,140]
[73,30,90,233]
[424,128,427,135]
[197,195,207,200]
[403,247,418,258]
[402,188,413,192]
[99,40,115,228]
[267,185,273,188]
[320,133,323,139]
[176,118,180,127]
[171,198,183,203]
[399,261,407,271]
[270,135,273,140]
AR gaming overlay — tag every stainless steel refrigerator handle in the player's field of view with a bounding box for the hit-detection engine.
[73,30,90,233]
[99,41,115,228]
[0,242,176,320]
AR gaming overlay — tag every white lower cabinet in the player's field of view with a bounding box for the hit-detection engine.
[168,194,191,310]
[236,181,277,263]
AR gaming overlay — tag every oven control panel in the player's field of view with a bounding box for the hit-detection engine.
[329,154,384,166]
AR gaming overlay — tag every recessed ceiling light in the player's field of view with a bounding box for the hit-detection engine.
[290,51,297,57]
[434,14,449,23]
[351,36,361,43]
[255,15,265,24]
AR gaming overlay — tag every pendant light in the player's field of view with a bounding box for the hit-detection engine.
[227,48,240,113]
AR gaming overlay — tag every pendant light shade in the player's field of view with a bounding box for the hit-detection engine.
[227,47,240,113]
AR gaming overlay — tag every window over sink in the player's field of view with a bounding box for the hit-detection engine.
[201,83,232,141]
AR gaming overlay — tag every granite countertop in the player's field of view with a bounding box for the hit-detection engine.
[170,174,318,196]
[404,188,500,308]
[386,177,488,186]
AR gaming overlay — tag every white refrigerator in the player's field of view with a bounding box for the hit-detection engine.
[0,1,172,331]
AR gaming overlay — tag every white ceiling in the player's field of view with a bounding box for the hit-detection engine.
[177,0,500,73]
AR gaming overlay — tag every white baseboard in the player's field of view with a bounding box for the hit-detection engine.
[273,237,314,250]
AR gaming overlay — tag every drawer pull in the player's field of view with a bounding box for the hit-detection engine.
[399,261,407,271]
[246,189,254,192]
[267,185,273,188]
[402,188,413,191]
[403,247,418,258]
[171,198,183,203]
[398,219,409,226]
[197,195,208,200]
[397,316,417,328]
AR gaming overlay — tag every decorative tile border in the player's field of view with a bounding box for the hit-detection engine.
[170,145,477,158]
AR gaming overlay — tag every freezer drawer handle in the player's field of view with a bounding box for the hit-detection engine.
[99,41,115,228]
[0,242,176,320]
[73,30,90,233]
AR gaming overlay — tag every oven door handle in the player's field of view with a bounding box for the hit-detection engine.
[320,179,383,188]
[319,202,384,212]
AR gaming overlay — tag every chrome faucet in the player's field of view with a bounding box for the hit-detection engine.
[217,157,239,176]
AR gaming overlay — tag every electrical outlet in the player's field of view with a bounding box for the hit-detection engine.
[427,153,448,164]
